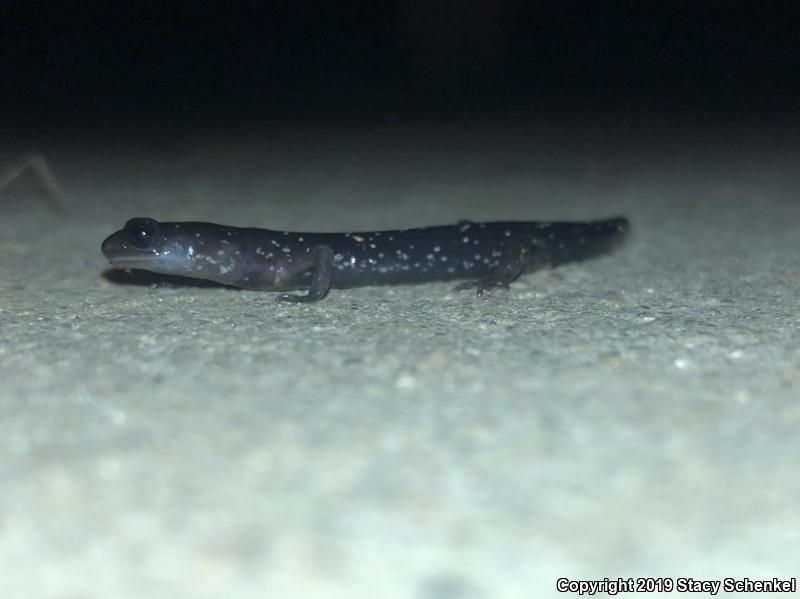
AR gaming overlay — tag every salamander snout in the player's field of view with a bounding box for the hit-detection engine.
[100,231,119,259]
[101,217,164,264]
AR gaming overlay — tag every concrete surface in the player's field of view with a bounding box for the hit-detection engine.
[1,119,799,598]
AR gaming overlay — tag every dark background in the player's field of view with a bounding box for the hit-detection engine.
[2,1,798,130]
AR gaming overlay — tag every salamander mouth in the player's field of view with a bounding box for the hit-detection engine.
[101,231,159,266]
[105,255,158,267]
[104,251,191,274]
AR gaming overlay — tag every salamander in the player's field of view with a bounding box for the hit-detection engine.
[101,217,629,303]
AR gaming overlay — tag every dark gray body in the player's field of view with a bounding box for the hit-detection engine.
[102,217,629,302]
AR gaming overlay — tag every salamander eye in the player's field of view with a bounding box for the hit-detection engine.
[125,218,161,250]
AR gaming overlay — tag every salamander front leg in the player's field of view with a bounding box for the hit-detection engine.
[277,245,334,303]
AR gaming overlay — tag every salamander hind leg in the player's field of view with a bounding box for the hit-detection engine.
[454,245,526,295]
[277,245,335,304]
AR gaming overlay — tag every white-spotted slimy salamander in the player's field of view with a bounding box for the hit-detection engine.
[101,217,629,303]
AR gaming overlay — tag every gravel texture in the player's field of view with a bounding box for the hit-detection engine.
[1,119,798,598]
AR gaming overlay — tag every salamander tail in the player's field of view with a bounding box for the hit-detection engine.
[546,217,630,266]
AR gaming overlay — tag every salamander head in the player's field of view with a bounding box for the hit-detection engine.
[101,217,193,274]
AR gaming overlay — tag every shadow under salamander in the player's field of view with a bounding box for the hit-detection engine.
[102,268,239,290]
